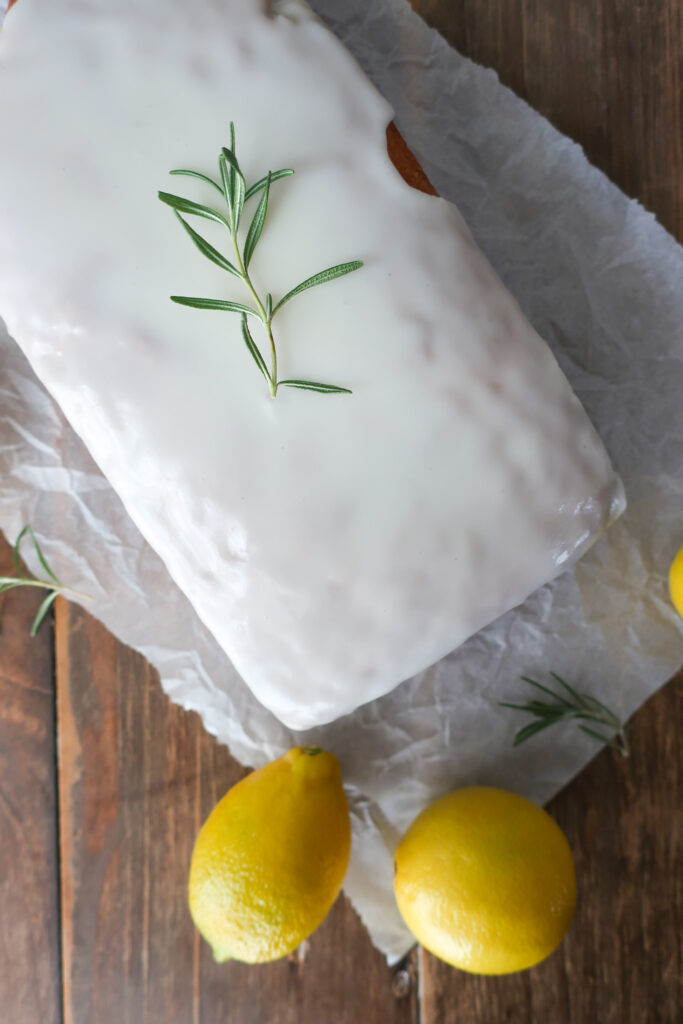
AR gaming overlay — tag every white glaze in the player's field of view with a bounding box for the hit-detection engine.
[0,0,624,728]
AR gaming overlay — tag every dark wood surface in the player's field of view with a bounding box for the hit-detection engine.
[415,0,682,240]
[1,1,682,1022]
[0,541,60,1024]
[54,599,418,1024]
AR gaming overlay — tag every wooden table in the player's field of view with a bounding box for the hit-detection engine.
[2,2,681,1021]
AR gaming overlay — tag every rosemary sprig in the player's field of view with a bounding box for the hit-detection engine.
[500,672,630,757]
[159,123,363,397]
[0,526,90,636]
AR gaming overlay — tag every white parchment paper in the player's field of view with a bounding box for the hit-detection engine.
[1,0,682,960]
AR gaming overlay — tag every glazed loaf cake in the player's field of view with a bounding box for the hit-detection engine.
[0,0,625,728]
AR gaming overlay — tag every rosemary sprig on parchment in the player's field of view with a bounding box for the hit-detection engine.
[0,526,90,636]
[500,673,630,757]
[159,123,362,397]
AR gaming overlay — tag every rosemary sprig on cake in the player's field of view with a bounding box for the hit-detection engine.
[500,673,630,756]
[0,526,90,636]
[159,124,362,397]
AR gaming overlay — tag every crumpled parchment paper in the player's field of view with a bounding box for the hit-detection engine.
[1,0,682,961]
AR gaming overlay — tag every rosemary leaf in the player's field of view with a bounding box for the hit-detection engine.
[520,675,573,706]
[12,525,61,585]
[581,693,622,723]
[2,525,91,636]
[229,122,236,205]
[221,141,241,176]
[11,524,27,574]
[512,719,555,746]
[28,527,61,584]
[498,701,536,713]
[170,169,223,195]
[272,260,364,315]
[519,702,567,719]
[240,314,270,384]
[549,671,585,704]
[221,146,246,230]
[226,124,242,226]
[245,168,294,201]
[219,150,235,224]
[158,191,230,229]
[279,379,352,394]
[502,673,629,757]
[174,213,240,277]
[233,170,246,231]
[243,171,271,270]
[170,296,258,317]
[30,590,59,637]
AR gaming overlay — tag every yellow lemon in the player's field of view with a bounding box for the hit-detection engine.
[189,746,351,963]
[669,544,683,618]
[393,786,576,974]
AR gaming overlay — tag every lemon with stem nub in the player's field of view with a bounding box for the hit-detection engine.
[393,786,576,975]
[669,544,683,618]
[189,747,351,963]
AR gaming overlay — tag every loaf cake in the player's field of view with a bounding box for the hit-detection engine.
[0,0,625,728]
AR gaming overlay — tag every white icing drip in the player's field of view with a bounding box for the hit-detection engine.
[0,0,624,728]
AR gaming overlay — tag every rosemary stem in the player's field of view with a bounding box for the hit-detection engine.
[60,585,93,603]
[502,674,629,758]
[1,581,91,602]
[264,320,278,397]
[229,227,277,395]
[5,578,92,602]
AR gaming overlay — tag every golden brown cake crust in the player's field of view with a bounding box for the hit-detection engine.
[386,122,437,196]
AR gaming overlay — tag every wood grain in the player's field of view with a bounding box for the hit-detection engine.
[56,598,207,1023]
[411,0,682,240]
[55,600,417,1024]
[0,537,61,1024]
